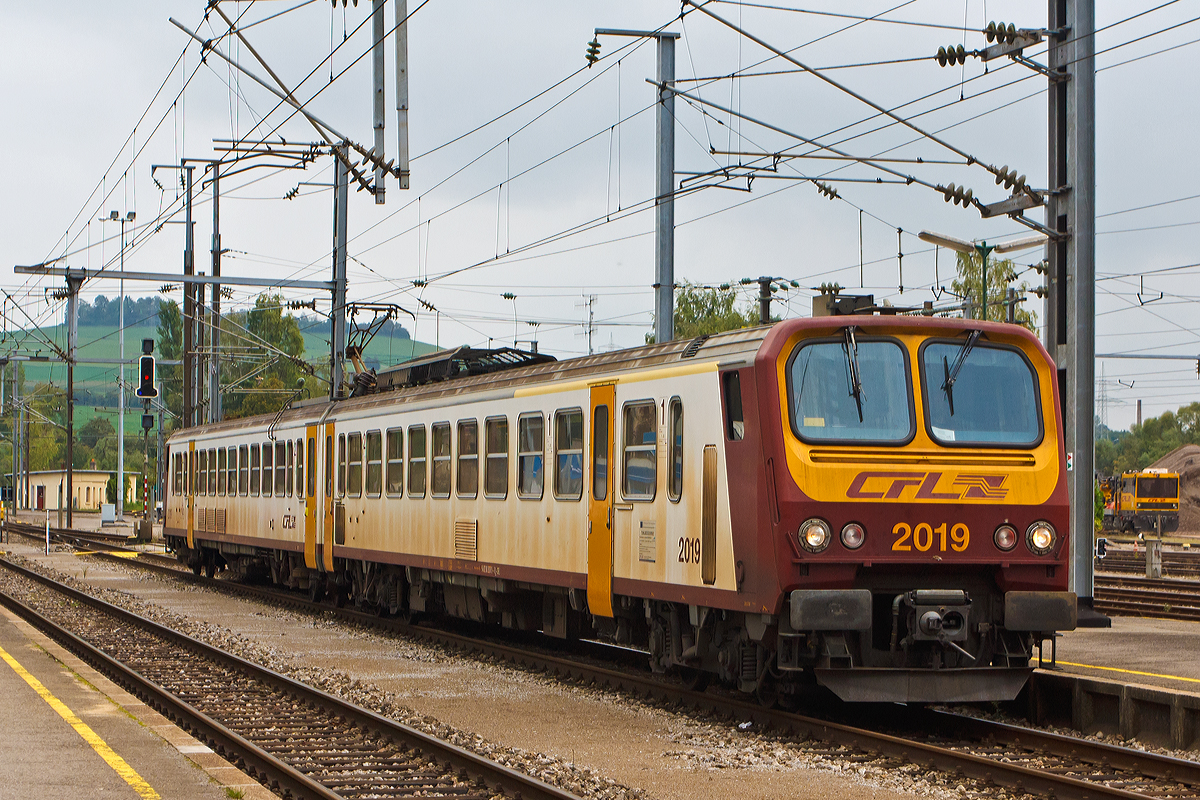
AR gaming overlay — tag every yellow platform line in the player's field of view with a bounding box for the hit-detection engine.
[1055,659,1200,685]
[0,643,160,799]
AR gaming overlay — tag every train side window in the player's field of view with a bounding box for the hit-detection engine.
[554,409,584,501]
[347,433,363,497]
[306,437,316,498]
[325,435,333,498]
[295,439,303,498]
[517,413,544,500]
[198,450,208,496]
[337,434,347,498]
[262,443,274,498]
[485,416,508,499]
[250,446,260,496]
[366,430,383,497]
[408,425,427,497]
[457,419,479,499]
[723,371,745,441]
[286,441,295,498]
[274,442,287,497]
[622,401,657,500]
[239,445,249,495]
[668,398,683,503]
[431,423,451,498]
[217,448,227,496]
[386,428,403,497]
[228,447,237,496]
[592,407,609,502]
[206,448,215,495]
[173,454,182,496]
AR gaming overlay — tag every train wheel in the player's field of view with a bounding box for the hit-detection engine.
[204,556,217,579]
[678,666,710,692]
[190,561,202,577]
[308,580,326,603]
[755,676,779,709]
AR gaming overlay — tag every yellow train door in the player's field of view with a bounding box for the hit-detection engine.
[304,425,318,569]
[587,383,616,618]
[322,421,336,572]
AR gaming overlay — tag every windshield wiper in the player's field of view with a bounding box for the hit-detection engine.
[842,325,864,423]
[941,329,981,416]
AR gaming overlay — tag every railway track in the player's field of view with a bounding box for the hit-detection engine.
[1094,574,1200,622]
[7,522,1200,799]
[0,556,580,800]
[1096,551,1200,580]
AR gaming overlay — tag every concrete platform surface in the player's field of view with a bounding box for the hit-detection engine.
[1048,615,1200,692]
[0,602,276,800]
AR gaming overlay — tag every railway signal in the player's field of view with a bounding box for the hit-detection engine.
[137,339,158,399]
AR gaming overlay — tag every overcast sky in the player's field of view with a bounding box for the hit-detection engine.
[2,1,1198,430]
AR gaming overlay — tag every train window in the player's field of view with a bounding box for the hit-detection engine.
[198,450,207,496]
[217,449,227,496]
[431,423,451,498]
[457,420,479,498]
[789,340,913,444]
[517,413,544,500]
[723,371,744,441]
[286,441,295,498]
[262,443,274,498]
[294,439,303,498]
[366,431,383,497]
[622,401,657,500]
[173,454,182,496]
[347,433,363,498]
[275,441,287,496]
[386,428,403,496]
[250,445,261,495]
[325,435,334,498]
[592,407,609,502]
[554,409,584,501]
[239,445,249,495]
[307,437,316,498]
[668,398,683,503]
[485,417,508,499]
[209,448,218,495]
[408,425,427,497]
[920,341,1040,448]
[227,447,237,496]
[337,434,346,498]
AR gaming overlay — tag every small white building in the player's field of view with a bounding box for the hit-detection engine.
[21,470,110,511]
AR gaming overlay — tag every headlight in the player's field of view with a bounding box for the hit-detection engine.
[1026,521,1056,555]
[993,524,1017,551]
[798,518,831,553]
[840,522,866,549]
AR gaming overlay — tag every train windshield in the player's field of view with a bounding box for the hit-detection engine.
[921,342,1041,446]
[789,340,912,442]
[1136,476,1178,499]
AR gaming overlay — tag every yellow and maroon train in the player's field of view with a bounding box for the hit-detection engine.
[165,313,1076,704]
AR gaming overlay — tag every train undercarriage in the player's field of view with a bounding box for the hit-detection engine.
[169,537,1069,705]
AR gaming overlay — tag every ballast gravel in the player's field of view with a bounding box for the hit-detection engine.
[2,542,1041,800]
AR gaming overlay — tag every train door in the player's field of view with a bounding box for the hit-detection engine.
[587,383,616,618]
[322,421,335,572]
[304,425,318,569]
[186,441,196,549]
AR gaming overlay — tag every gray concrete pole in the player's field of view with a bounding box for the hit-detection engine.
[394,0,410,189]
[66,273,83,528]
[183,164,194,429]
[331,144,349,399]
[653,34,677,344]
[372,0,387,204]
[210,164,222,423]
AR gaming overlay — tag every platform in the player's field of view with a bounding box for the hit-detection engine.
[0,600,276,799]
[1046,614,1200,692]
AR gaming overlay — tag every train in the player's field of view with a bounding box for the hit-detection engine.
[164,312,1077,705]
[1100,469,1180,534]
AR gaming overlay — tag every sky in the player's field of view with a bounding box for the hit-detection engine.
[2,0,1198,431]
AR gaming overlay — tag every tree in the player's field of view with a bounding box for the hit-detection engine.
[646,282,757,343]
[222,293,312,420]
[1104,401,1200,474]
[951,251,1038,331]
[155,298,183,424]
